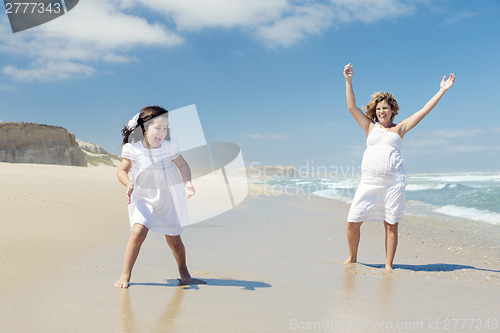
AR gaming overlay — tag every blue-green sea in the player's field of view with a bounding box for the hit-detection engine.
[253,172,500,226]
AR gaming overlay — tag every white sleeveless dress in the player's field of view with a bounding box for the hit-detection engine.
[121,139,189,235]
[347,122,405,225]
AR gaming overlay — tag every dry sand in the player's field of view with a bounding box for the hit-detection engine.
[1,162,499,332]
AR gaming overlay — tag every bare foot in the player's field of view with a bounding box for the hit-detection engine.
[343,257,357,264]
[179,266,193,284]
[115,273,130,288]
[385,264,393,271]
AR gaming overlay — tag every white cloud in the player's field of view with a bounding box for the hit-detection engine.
[49,1,182,49]
[136,0,287,31]
[139,0,416,47]
[423,128,483,139]
[3,60,95,82]
[248,133,287,140]
[256,4,334,47]
[0,0,424,82]
[329,0,417,23]
[443,128,484,138]
[441,144,497,153]
[442,10,478,25]
[0,83,14,91]
[0,0,182,82]
[135,0,334,48]
[405,128,484,148]
[405,127,497,155]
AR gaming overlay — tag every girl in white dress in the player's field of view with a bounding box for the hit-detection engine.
[343,63,455,270]
[115,106,195,288]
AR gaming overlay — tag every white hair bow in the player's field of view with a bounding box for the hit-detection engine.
[127,112,141,130]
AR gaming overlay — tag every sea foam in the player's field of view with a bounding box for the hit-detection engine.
[434,205,500,225]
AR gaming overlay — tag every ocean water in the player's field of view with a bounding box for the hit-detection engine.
[253,172,500,226]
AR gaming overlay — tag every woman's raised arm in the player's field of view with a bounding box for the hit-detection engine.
[344,63,373,136]
[399,73,455,136]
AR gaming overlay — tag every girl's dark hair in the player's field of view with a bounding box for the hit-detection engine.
[121,105,171,145]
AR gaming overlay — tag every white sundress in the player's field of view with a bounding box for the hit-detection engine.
[122,139,189,235]
[347,122,405,225]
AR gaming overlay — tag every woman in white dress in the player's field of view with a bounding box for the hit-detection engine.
[343,63,455,270]
[115,106,195,288]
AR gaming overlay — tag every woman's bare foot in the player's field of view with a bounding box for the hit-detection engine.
[385,263,393,271]
[115,273,131,288]
[343,256,357,264]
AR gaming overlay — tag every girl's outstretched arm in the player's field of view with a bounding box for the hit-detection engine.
[399,73,455,136]
[117,158,134,204]
[344,63,373,136]
[173,155,195,199]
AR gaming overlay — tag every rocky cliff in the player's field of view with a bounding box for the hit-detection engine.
[0,122,87,166]
[77,139,121,167]
[76,139,107,154]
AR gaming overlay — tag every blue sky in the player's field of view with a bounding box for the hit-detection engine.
[0,0,499,174]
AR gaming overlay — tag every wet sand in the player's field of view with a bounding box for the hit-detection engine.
[0,162,499,332]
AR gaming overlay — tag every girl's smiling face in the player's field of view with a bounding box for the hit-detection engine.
[143,114,168,148]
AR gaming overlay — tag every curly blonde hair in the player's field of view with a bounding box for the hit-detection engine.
[364,92,399,122]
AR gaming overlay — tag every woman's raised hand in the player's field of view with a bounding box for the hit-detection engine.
[344,63,353,81]
[440,73,455,92]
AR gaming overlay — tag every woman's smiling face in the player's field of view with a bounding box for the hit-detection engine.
[144,114,168,148]
[376,100,393,125]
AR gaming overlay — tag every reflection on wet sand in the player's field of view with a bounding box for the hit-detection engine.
[342,264,358,293]
[118,277,270,331]
[376,271,394,320]
[335,264,395,325]
[119,283,186,332]
[329,264,359,322]
[119,290,135,333]
[157,285,185,332]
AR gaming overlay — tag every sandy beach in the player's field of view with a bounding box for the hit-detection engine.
[1,162,499,332]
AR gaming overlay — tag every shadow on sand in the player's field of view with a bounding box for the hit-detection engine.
[129,278,271,290]
[359,262,500,273]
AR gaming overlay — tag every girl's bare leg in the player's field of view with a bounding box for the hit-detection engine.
[115,223,149,288]
[165,235,192,283]
[344,222,362,264]
[384,221,398,270]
